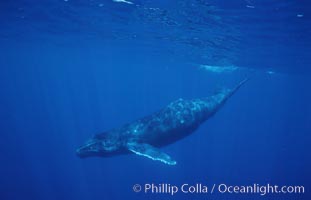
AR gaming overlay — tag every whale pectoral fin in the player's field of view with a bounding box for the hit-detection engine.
[126,143,177,165]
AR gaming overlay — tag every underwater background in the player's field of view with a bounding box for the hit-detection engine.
[0,0,310,199]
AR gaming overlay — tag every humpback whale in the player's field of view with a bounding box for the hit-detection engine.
[76,79,248,165]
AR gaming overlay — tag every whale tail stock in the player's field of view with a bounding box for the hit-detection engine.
[219,77,249,106]
[204,78,249,116]
[228,77,249,99]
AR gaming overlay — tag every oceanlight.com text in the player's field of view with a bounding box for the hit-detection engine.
[132,183,305,196]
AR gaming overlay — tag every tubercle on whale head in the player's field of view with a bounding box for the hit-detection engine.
[76,134,120,158]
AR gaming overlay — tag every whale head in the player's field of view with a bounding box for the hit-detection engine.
[76,134,121,158]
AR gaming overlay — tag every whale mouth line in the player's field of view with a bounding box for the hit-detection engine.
[76,145,97,157]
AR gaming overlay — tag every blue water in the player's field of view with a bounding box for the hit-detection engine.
[0,0,310,199]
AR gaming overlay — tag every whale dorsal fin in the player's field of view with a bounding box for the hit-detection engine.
[126,142,177,165]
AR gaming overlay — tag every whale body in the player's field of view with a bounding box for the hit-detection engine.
[76,79,248,165]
